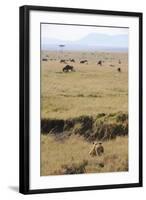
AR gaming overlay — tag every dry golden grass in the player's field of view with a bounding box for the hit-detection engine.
[41,135,128,176]
[40,50,128,176]
[41,51,128,119]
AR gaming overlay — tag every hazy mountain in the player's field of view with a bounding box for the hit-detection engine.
[77,33,128,47]
[42,33,128,51]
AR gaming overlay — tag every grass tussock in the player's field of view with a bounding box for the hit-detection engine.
[52,160,88,175]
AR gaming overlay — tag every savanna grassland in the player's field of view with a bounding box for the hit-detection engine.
[41,135,128,176]
[40,50,128,176]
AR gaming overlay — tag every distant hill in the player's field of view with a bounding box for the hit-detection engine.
[42,33,128,52]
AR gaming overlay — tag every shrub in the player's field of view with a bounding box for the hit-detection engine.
[116,113,128,122]
[72,116,93,137]
[52,160,88,175]
[62,160,88,174]
[96,113,106,118]
[41,118,64,133]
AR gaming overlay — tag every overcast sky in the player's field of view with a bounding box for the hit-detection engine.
[41,24,128,42]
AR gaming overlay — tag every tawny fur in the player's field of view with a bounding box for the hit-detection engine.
[89,142,98,157]
[96,143,104,156]
[89,142,104,157]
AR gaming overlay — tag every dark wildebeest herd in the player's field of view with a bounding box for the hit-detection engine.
[80,59,88,64]
[42,55,122,73]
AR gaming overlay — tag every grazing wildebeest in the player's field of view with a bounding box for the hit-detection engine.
[70,59,75,62]
[119,59,121,64]
[63,65,75,72]
[97,60,102,66]
[117,67,121,72]
[42,58,48,61]
[60,59,66,63]
[80,60,88,64]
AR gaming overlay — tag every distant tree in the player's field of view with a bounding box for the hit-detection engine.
[59,44,65,53]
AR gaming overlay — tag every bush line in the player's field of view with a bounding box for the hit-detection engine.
[41,112,128,141]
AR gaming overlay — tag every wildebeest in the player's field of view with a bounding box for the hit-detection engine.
[70,59,75,62]
[119,59,121,64]
[97,60,102,66]
[63,65,75,72]
[60,59,66,63]
[110,64,115,67]
[117,67,121,72]
[42,58,48,61]
[80,60,88,64]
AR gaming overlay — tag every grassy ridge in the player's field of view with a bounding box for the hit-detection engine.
[41,112,128,141]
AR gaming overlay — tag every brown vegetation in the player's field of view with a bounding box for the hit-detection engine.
[41,135,128,176]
